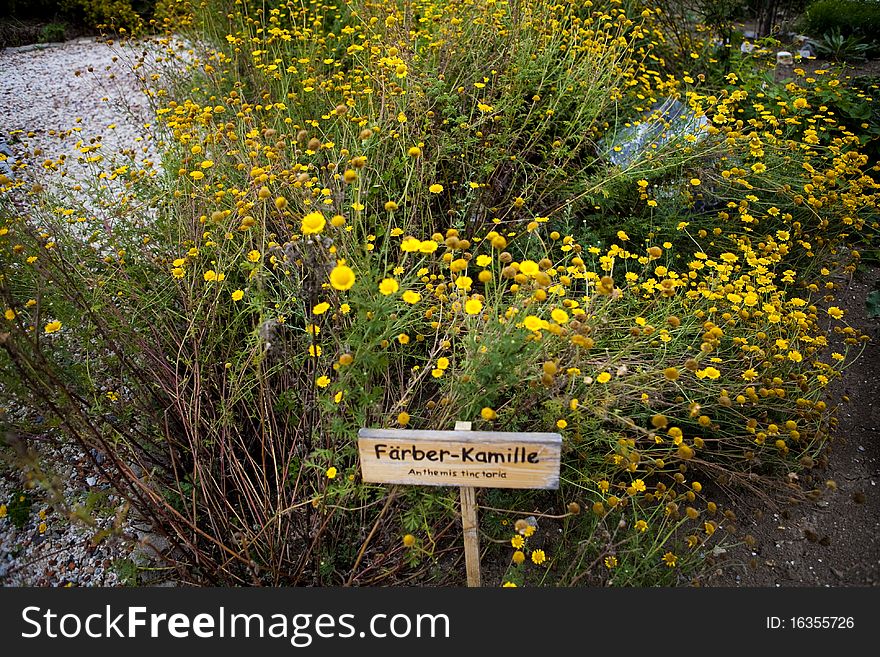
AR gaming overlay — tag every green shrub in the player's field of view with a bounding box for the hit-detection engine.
[38,22,67,43]
[800,0,880,42]
[1,0,877,588]
[6,490,33,529]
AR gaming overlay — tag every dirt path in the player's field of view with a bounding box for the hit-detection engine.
[711,266,880,586]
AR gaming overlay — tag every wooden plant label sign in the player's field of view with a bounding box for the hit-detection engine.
[357,428,562,489]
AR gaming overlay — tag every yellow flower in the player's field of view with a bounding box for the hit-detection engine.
[464,298,483,315]
[596,372,612,384]
[316,375,331,388]
[696,367,721,380]
[512,550,525,565]
[397,411,411,426]
[325,466,337,479]
[4,309,15,320]
[689,178,701,186]
[522,315,546,332]
[437,357,450,370]
[511,534,525,549]
[402,534,416,547]
[519,260,539,276]
[402,290,421,304]
[401,237,421,252]
[551,308,569,324]
[44,321,62,334]
[481,407,497,421]
[502,582,517,587]
[827,306,844,320]
[632,479,646,492]
[231,289,244,301]
[429,183,444,194]
[407,146,421,158]
[379,278,399,295]
[329,264,356,291]
[419,240,439,254]
[663,551,678,567]
[312,302,330,315]
[531,549,546,565]
[301,211,326,234]
[455,276,473,291]
[246,250,261,262]
[635,519,648,532]
[556,419,567,429]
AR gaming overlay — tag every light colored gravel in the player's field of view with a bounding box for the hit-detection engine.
[0,36,160,187]
[0,36,176,587]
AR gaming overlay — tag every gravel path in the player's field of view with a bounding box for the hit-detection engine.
[0,36,167,587]
[0,37,158,184]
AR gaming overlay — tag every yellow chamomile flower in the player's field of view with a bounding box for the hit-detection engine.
[329,264,356,291]
[379,278,399,295]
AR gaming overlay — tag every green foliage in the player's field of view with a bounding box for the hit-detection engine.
[1,0,154,33]
[111,557,141,586]
[6,490,33,529]
[38,22,67,43]
[867,282,880,318]
[800,0,880,42]
[77,0,145,31]
[0,0,876,589]
[814,28,874,62]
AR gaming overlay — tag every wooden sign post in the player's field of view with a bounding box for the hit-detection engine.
[357,423,562,587]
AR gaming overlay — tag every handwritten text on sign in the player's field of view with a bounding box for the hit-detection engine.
[357,428,562,489]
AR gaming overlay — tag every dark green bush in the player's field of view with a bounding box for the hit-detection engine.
[38,22,66,42]
[800,0,880,42]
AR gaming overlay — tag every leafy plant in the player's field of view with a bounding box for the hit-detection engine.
[814,28,874,61]
[111,558,140,586]
[38,23,67,43]
[867,281,880,319]
[801,0,880,42]
[1,0,876,589]
[6,490,33,529]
